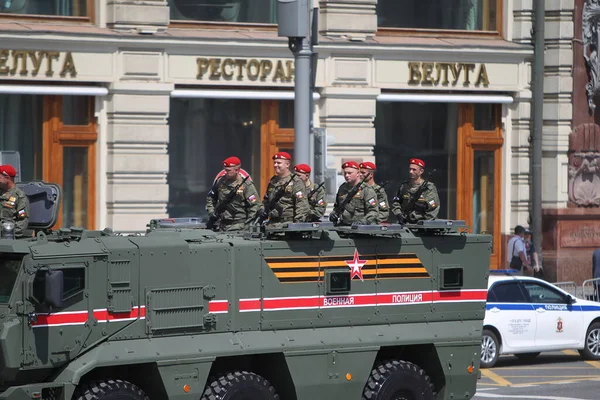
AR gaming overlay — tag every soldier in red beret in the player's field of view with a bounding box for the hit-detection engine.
[0,164,29,237]
[391,158,440,224]
[359,162,389,223]
[329,161,378,226]
[206,156,260,231]
[258,152,309,225]
[294,163,327,222]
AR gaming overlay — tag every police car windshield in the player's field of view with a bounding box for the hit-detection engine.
[0,255,23,303]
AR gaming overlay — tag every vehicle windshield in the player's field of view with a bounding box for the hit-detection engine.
[0,255,23,303]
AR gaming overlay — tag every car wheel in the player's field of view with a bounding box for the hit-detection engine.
[515,352,540,360]
[581,322,600,360]
[481,328,500,368]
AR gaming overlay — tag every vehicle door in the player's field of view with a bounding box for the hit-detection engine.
[520,281,583,349]
[486,281,536,350]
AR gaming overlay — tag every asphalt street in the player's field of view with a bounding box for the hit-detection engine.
[474,350,600,400]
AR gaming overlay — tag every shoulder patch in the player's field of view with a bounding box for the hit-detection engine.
[368,198,377,206]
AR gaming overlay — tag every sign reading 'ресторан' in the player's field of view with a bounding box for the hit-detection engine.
[0,50,77,78]
[196,58,294,82]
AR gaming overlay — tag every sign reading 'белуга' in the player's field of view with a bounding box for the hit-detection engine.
[408,62,490,87]
[0,50,77,77]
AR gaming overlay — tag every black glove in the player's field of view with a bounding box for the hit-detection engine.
[258,209,268,220]
[396,214,406,224]
[329,212,339,223]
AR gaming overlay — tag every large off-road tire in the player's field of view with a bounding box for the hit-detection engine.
[72,379,149,400]
[580,322,600,360]
[480,328,500,368]
[201,371,279,400]
[362,360,435,400]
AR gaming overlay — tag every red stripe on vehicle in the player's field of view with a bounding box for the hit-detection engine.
[208,300,229,314]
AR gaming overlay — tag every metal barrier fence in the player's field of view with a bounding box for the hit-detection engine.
[582,277,600,302]
[554,278,600,303]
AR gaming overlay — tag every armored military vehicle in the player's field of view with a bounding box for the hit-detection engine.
[0,181,492,400]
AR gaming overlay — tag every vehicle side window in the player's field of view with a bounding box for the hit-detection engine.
[33,268,85,306]
[521,282,567,304]
[488,282,527,303]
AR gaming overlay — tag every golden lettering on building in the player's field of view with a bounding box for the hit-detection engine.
[408,62,489,87]
[196,57,294,82]
[0,50,77,78]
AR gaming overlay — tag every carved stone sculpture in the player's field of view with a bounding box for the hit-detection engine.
[583,0,600,112]
[568,123,600,207]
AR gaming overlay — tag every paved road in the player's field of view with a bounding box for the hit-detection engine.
[474,350,600,399]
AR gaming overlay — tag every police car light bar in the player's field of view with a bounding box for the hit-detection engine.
[489,269,520,275]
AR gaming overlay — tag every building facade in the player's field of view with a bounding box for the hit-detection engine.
[0,0,535,269]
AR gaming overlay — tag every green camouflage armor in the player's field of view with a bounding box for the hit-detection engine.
[0,186,30,237]
[263,174,309,224]
[391,180,440,224]
[306,180,327,222]
[333,181,379,225]
[371,183,390,223]
[206,175,261,231]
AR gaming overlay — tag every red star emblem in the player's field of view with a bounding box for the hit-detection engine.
[346,249,367,281]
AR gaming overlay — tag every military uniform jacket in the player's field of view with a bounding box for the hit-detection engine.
[306,180,327,222]
[391,180,440,223]
[206,175,260,228]
[0,187,30,237]
[263,174,309,223]
[334,182,379,225]
[371,183,390,223]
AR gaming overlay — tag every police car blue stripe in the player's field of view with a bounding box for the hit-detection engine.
[580,305,600,311]
[486,303,533,311]
[486,302,600,312]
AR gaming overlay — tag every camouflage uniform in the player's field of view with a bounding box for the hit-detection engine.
[206,175,260,231]
[391,180,440,224]
[333,182,379,225]
[0,186,30,237]
[262,174,309,224]
[371,183,390,223]
[306,180,327,222]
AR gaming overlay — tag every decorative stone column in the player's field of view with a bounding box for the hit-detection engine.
[106,0,169,32]
[105,81,173,232]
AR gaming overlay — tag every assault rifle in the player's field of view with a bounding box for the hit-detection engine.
[329,178,366,226]
[206,175,250,230]
[307,181,325,202]
[397,169,436,224]
[376,181,389,193]
[255,173,297,225]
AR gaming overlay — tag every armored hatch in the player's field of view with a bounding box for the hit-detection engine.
[16,180,62,230]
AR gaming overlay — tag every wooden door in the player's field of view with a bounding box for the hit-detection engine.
[260,100,295,195]
[457,104,504,269]
[43,96,97,230]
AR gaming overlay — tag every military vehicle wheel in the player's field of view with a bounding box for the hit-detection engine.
[361,360,435,400]
[201,371,279,400]
[72,379,149,400]
[480,328,499,368]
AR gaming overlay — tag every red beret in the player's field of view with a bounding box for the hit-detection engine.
[273,152,292,160]
[359,162,376,171]
[409,158,425,168]
[342,161,360,170]
[0,165,16,178]
[294,164,311,173]
[222,156,241,167]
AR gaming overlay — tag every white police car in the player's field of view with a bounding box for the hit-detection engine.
[481,271,600,368]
